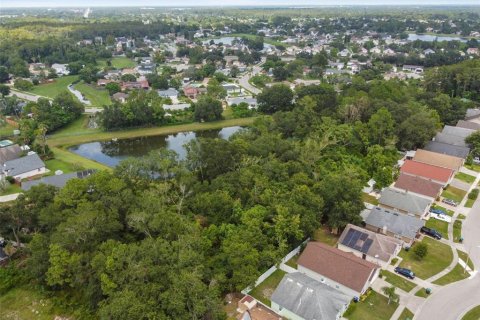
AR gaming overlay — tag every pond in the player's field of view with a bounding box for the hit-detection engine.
[69,126,243,167]
[407,34,467,42]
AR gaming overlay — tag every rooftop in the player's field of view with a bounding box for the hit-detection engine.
[3,153,45,177]
[379,188,432,216]
[394,173,444,199]
[365,206,425,240]
[424,141,470,159]
[413,149,463,171]
[400,159,453,184]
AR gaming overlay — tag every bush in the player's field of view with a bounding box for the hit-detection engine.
[14,79,33,91]
[468,188,479,200]
[413,243,428,260]
[6,176,15,184]
[390,257,399,265]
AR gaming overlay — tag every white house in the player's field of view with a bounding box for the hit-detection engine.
[3,153,46,180]
[51,63,70,76]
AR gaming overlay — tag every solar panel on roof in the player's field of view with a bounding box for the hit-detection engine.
[342,228,355,247]
[360,233,368,241]
[361,239,373,254]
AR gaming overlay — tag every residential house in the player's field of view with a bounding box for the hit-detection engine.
[465,108,480,121]
[271,272,350,320]
[413,149,464,171]
[0,144,22,165]
[364,206,425,246]
[297,242,379,297]
[402,65,424,73]
[21,169,95,191]
[467,48,479,56]
[378,188,432,219]
[424,48,436,55]
[456,120,480,131]
[226,97,258,109]
[121,80,149,91]
[97,79,113,86]
[112,92,129,103]
[2,153,46,180]
[400,159,454,185]
[222,83,242,95]
[393,173,444,200]
[183,86,201,99]
[441,125,476,140]
[424,141,470,159]
[163,104,191,111]
[51,63,69,76]
[158,88,179,101]
[337,224,402,268]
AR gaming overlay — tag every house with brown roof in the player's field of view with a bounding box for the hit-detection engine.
[337,224,402,268]
[413,149,463,172]
[297,242,379,297]
[393,173,444,200]
[400,159,454,185]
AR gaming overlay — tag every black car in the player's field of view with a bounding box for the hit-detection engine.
[394,267,415,279]
[421,226,442,240]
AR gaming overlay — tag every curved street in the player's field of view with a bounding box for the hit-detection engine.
[414,171,480,320]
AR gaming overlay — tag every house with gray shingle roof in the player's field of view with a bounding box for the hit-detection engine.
[21,169,96,191]
[364,206,425,246]
[0,144,22,165]
[2,153,46,180]
[424,141,470,159]
[271,272,350,320]
[378,188,432,219]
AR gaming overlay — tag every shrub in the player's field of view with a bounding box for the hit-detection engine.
[14,79,33,91]
[390,257,399,265]
[468,188,479,200]
[413,243,428,260]
[6,176,15,184]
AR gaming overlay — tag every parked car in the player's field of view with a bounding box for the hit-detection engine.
[442,198,457,207]
[421,226,442,240]
[394,267,415,279]
[473,157,480,165]
[430,208,446,215]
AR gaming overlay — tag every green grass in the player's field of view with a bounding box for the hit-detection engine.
[74,82,112,107]
[432,263,470,285]
[50,114,101,139]
[398,307,415,320]
[442,186,467,203]
[453,219,463,243]
[465,163,480,172]
[399,237,453,279]
[51,147,111,172]
[457,250,475,270]
[425,218,449,240]
[0,122,16,137]
[45,159,77,174]
[381,270,417,292]
[458,214,467,220]
[455,172,476,184]
[228,33,288,47]
[462,305,480,320]
[98,57,136,69]
[0,286,73,320]
[414,288,430,298]
[343,290,398,320]
[0,183,22,196]
[249,269,286,307]
[27,75,79,99]
[362,192,379,205]
[313,227,339,246]
[465,198,476,208]
[285,255,298,269]
[431,204,454,216]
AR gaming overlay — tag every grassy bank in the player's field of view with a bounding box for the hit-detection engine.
[28,75,79,98]
[74,82,112,107]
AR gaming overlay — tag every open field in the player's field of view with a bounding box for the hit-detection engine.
[399,237,453,279]
[27,75,79,99]
[98,57,136,69]
[432,263,470,285]
[344,290,398,320]
[74,82,112,107]
[381,270,416,292]
[249,269,286,307]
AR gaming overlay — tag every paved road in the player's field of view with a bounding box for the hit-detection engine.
[238,58,265,95]
[414,174,480,320]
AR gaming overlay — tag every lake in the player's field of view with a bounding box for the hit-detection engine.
[69,126,243,167]
[407,34,467,43]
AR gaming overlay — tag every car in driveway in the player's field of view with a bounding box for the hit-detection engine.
[442,198,457,207]
[394,267,415,279]
[421,226,443,240]
[430,208,446,215]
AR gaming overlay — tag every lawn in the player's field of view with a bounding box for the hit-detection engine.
[465,198,476,208]
[0,121,16,137]
[457,250,475,270]
[285,255,298,269]
[98,57,136,69]
[398,237,453,279]
[0,183,22,196]
[425,218,449,240]
[50,114,101,139]
[431,204,454,216]
[45,158,77,174]
[381,270,416,292]
[458,214,467,220]
[313,227,339,246]
[362,192,379,205]
[432,263,470,285]
[465,163,480,172]
[414,288,430,298]
[28,75,79,99]
[249,269,286,307]
[51,147,111,172]
[0,286,73,320]
[398,307,414,320]
[343,290,398,320]
[74,82,112,107]
[453,219,462,243]
[462,305,480,320]
[455,172,476,184]
[442,186,467,203]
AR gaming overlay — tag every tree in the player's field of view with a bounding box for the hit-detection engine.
[121,74,137,82]
[79,66,99,84]
[257,84,294,114]
[194,95,223,122]
[273,66,289,81]
[397,105,439,150]
[207,78,227,99]
[465,131,480,156]
[0,67,9,83]
[14,79,33,91]
[413,242,428,260]
[382,286,399,305]
[0,84,10,97]
[105,82,121,95]
[368,107,396,146]
[67,62,83,75]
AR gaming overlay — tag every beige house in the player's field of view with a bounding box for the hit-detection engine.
[413,149,464,172]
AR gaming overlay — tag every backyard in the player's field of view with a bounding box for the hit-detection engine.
[0,121,16,137]
[343,290,398,320]
[248,269,286,307]
[441,186,467,203]
[432,263,470,285]
[313,227,339,246]
[27,75,79,98]
[381,270,416,292]
[398,237,453,279]
[362,192,379,205]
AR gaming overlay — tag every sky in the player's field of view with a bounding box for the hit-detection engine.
[2,0,480,8]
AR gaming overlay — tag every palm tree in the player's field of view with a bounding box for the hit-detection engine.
[382,286,400,305]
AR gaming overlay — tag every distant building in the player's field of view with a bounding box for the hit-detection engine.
[51,63,69,76]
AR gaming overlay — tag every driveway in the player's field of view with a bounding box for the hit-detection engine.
[8,89,50,102]
[238,59,265,95]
